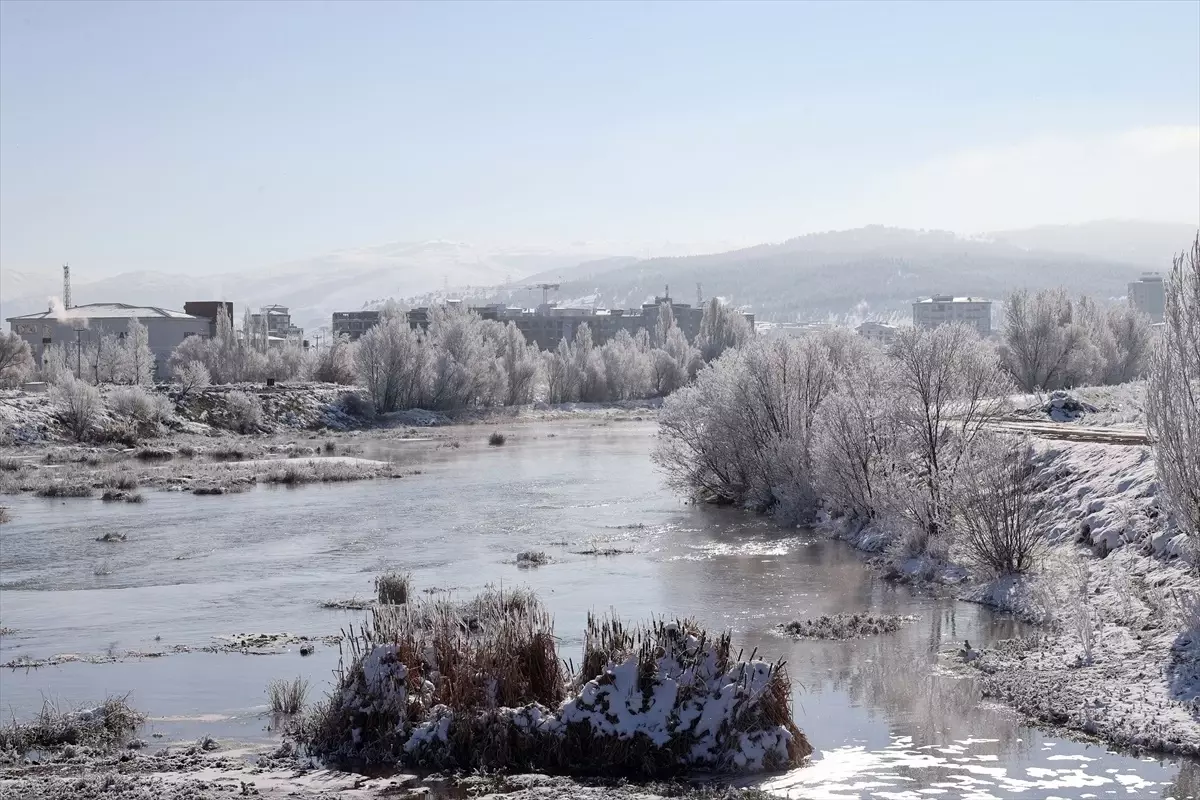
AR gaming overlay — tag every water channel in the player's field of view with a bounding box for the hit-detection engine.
[0,421,1194,798]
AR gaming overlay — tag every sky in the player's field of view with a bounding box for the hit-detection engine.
[1,0,1198,278]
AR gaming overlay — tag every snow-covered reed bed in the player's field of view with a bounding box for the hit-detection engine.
[297,589,811,776]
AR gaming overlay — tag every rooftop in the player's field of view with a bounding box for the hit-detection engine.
[915,296,991,304]
[6,302,200,321]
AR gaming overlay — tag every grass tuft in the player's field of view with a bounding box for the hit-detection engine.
[0,457,25,472]
[516,550,549,567]
[267,677,309,715]
[134,447,174,461]
[487,431,507,446]
[375,572,412,605]
[779,613,914,640]
[34,482,94,498]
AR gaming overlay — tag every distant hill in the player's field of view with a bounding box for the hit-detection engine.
[485,224,1185,322]
[5,222,1192,331]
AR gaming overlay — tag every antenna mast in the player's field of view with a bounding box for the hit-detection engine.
[63,263,72,309]
[697,282,702,306]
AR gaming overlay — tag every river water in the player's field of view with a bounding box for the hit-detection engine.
[0,421,1194,798]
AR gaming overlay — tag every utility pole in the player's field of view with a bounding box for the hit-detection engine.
[74,327,84,378]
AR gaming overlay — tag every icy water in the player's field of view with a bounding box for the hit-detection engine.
[1,422,1195,798]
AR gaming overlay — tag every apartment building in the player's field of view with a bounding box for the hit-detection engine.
[331,310,381,341]
[1127,273,1166,322]
[912,295,993,336]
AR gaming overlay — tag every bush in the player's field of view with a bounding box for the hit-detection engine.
[51,376,102,441]
[338,390,375,419]
[108,386,172,430]
[516,550,548,567]
[0,332,34,388]
[375,572,411,605]
[224,391,263,433]
[268,677,309,715]
[487,431,506,446]
[952,437,1051,576]
[173,360,211,397]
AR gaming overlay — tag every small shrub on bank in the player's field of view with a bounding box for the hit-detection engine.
[0,696,144,755]
[488,431,507,446]
[109,386,172,432]
[779,613,915,640]
[224,391,263,434]
[262,461,377,485]
[375,572,411,605]
[338,391,374,419]
[105,474,139,491]
[51,377,101,442]
[267,677,309,715]
[0,457,24,472]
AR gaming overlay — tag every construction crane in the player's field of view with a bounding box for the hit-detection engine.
[522,282,561,307]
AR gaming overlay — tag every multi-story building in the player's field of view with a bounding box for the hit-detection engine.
[7,303,211,380]
[184,301,234,338]
[856,321,898,346]
[249,305,304,346]
[912,295,993,336]
[406,294,754,351]
[1127,273,1166,322]
[331,310,381,341]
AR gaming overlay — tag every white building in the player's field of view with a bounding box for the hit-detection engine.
[912,295,993,336]
[856,321,898,346]
[6,303,210,380]
[1127,273,1165,322]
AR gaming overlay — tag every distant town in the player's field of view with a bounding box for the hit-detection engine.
[3,266,1167,380]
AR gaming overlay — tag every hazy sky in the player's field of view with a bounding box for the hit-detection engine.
[1,0,1197,277]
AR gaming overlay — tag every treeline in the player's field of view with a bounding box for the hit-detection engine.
[163,298,751,413]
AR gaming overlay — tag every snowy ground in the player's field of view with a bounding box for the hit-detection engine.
[823,437,1199,757]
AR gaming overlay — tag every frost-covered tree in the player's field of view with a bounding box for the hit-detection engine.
[890,323,1014,548]
[1001,288,1091,392]
[0,331,34,388]
[90,332,127,384]
[40,343,73,384]
[125,318,155,385]
[543,336,579,404]
[1146,234,1200,537]
[355,316,427,413]
[427,305,501,409]
[814,354,902,523]
[696,298,751,363]
[601,329,651,401]
[496,322,541,405]
[1095,303,1153,385]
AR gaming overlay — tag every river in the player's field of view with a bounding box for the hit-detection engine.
[0,421,1193,798]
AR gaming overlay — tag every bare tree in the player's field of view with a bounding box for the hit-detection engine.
[952,436,1051,575]
[496,322,541,405]
[1002,288,1090,391]
[1147,234,1200,537]
[0,332,34,388]
[891,323,1014,548]
[311,335,359,385]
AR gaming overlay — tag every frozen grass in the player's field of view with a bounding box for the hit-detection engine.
[779,613,915,640]
[208,444,256,461]
[319,597,374,610]
[297,591,811,776]
[0,507,9,524]
[95,532,127,542]
[177,444,198,457]
[488,431,507,446]
[0,696,144,755]
[573,547,633,557]
[100,489,142,503]
[0,456,24,471]
[103,473,139,491]
[375,571,412,605]
[267,677,309,715]
[34,482,94,498]
[262,460,381,485]
[516,550,550,567]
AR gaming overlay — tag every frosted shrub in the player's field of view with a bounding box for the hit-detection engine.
[51,376,102,441]
[310,335,358,385]
[951,436,1050,576]
[172,360,211,397]
[109,386,171,425]
[223,390,263,433]
[1146,234,1200,540]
